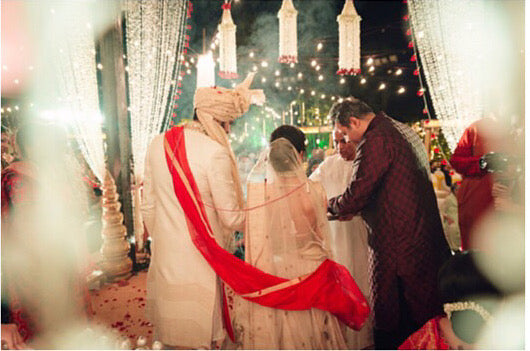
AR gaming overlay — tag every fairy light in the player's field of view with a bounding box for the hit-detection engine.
[261,77,267,83]
[311,90,315,96]
[318,75,324,81]
[311,60,317,67]
[275,81,280,88]
[395,68,403,75]
[53,6,105,182]
[398,86,406,94]
[366,57,373,65]
[360,77,366,84]
[408,0,490,149]
[249,51,254,58]
[124,0,189,178]
[317,42,323,51]
[275,70,280,76]
[368,66,375,72]
[340,78,346,84]
[289,62,295,68]
[287,86,292,91]
[300,89,305,94]
[378,83,386,90]
[297,72,303,79]
[320,94,326,99]
[315,65,321,71]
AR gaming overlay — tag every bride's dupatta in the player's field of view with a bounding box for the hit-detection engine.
[164,126,369,340]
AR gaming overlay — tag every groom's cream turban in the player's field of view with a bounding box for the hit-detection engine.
[192,73,265,208]
[193,72,265,123]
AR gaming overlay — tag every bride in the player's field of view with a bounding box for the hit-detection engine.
[233,134,350,349]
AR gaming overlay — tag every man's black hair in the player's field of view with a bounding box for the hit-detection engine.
[328,97,374,127]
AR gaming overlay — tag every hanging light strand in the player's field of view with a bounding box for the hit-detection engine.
[55,7,105,182]
[124,0,189,179]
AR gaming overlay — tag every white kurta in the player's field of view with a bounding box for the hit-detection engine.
[309,153,373,349]
[141,129,245,348]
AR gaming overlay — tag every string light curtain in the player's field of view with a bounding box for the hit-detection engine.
[218,1,238,79]
[337,0,361,75]
[123,0,189,178]
[277,0,298,64]
[55,8,105,182]
[408,0,487,150]
[123,0,189,249]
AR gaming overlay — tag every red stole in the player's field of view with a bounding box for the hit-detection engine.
[163,126,369,336]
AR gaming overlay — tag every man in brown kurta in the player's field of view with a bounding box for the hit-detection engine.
[327,98,451,349]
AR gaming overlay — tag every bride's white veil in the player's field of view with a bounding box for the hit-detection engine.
[233,137,337,348]
[245,137,332,276]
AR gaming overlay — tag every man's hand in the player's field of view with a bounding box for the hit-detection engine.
[1,324,30,349]
[338,214,354,221]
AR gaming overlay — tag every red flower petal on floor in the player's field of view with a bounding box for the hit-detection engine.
[138,297,144,301]
[124,313,131,319]
[148,330,152,334]
[104,299,109,303]
[113,298,117,301]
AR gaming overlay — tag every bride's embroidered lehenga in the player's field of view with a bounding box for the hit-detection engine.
[232,138,349,349]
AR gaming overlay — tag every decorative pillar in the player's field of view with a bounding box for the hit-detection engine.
[100,171,133,281]
[278,0,298,64]
[337,0,361,75]
[97,16,136,269]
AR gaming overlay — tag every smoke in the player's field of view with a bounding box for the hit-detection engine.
[177,1,348,165]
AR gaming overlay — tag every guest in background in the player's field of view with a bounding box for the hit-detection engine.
[449,114,516,250]
[399,251,502,349]
[327,97,451,349]
[2,122,92,348]
[309,128,372,349]
[440,182,461,252]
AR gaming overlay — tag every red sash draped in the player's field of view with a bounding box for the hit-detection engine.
[164,126,369,333]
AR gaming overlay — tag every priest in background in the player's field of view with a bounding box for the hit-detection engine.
[309,129,372,349]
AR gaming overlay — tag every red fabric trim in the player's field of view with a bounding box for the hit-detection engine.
[336,68,361,75]
[278,55,298,64]
[218,71,239,79]
[164,126,370,331]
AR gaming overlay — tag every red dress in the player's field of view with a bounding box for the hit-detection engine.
[1,161,39,341]
[449,118,510,250]
[1,161,92,342]
[398,316,450,350]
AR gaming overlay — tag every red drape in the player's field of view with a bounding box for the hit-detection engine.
[163,126,369,333]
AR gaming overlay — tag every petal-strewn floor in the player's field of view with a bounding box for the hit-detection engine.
[90,271,154,347]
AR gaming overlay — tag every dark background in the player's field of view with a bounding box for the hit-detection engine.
[178,0,425,123]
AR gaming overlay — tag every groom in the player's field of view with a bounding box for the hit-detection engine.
[141,73,263,349]
[327,97,451,349]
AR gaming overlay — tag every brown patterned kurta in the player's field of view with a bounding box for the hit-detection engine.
[328,113,451,333]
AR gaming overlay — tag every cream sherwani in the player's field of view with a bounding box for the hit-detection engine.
[309,153,373,349]
[141,128,245,348]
